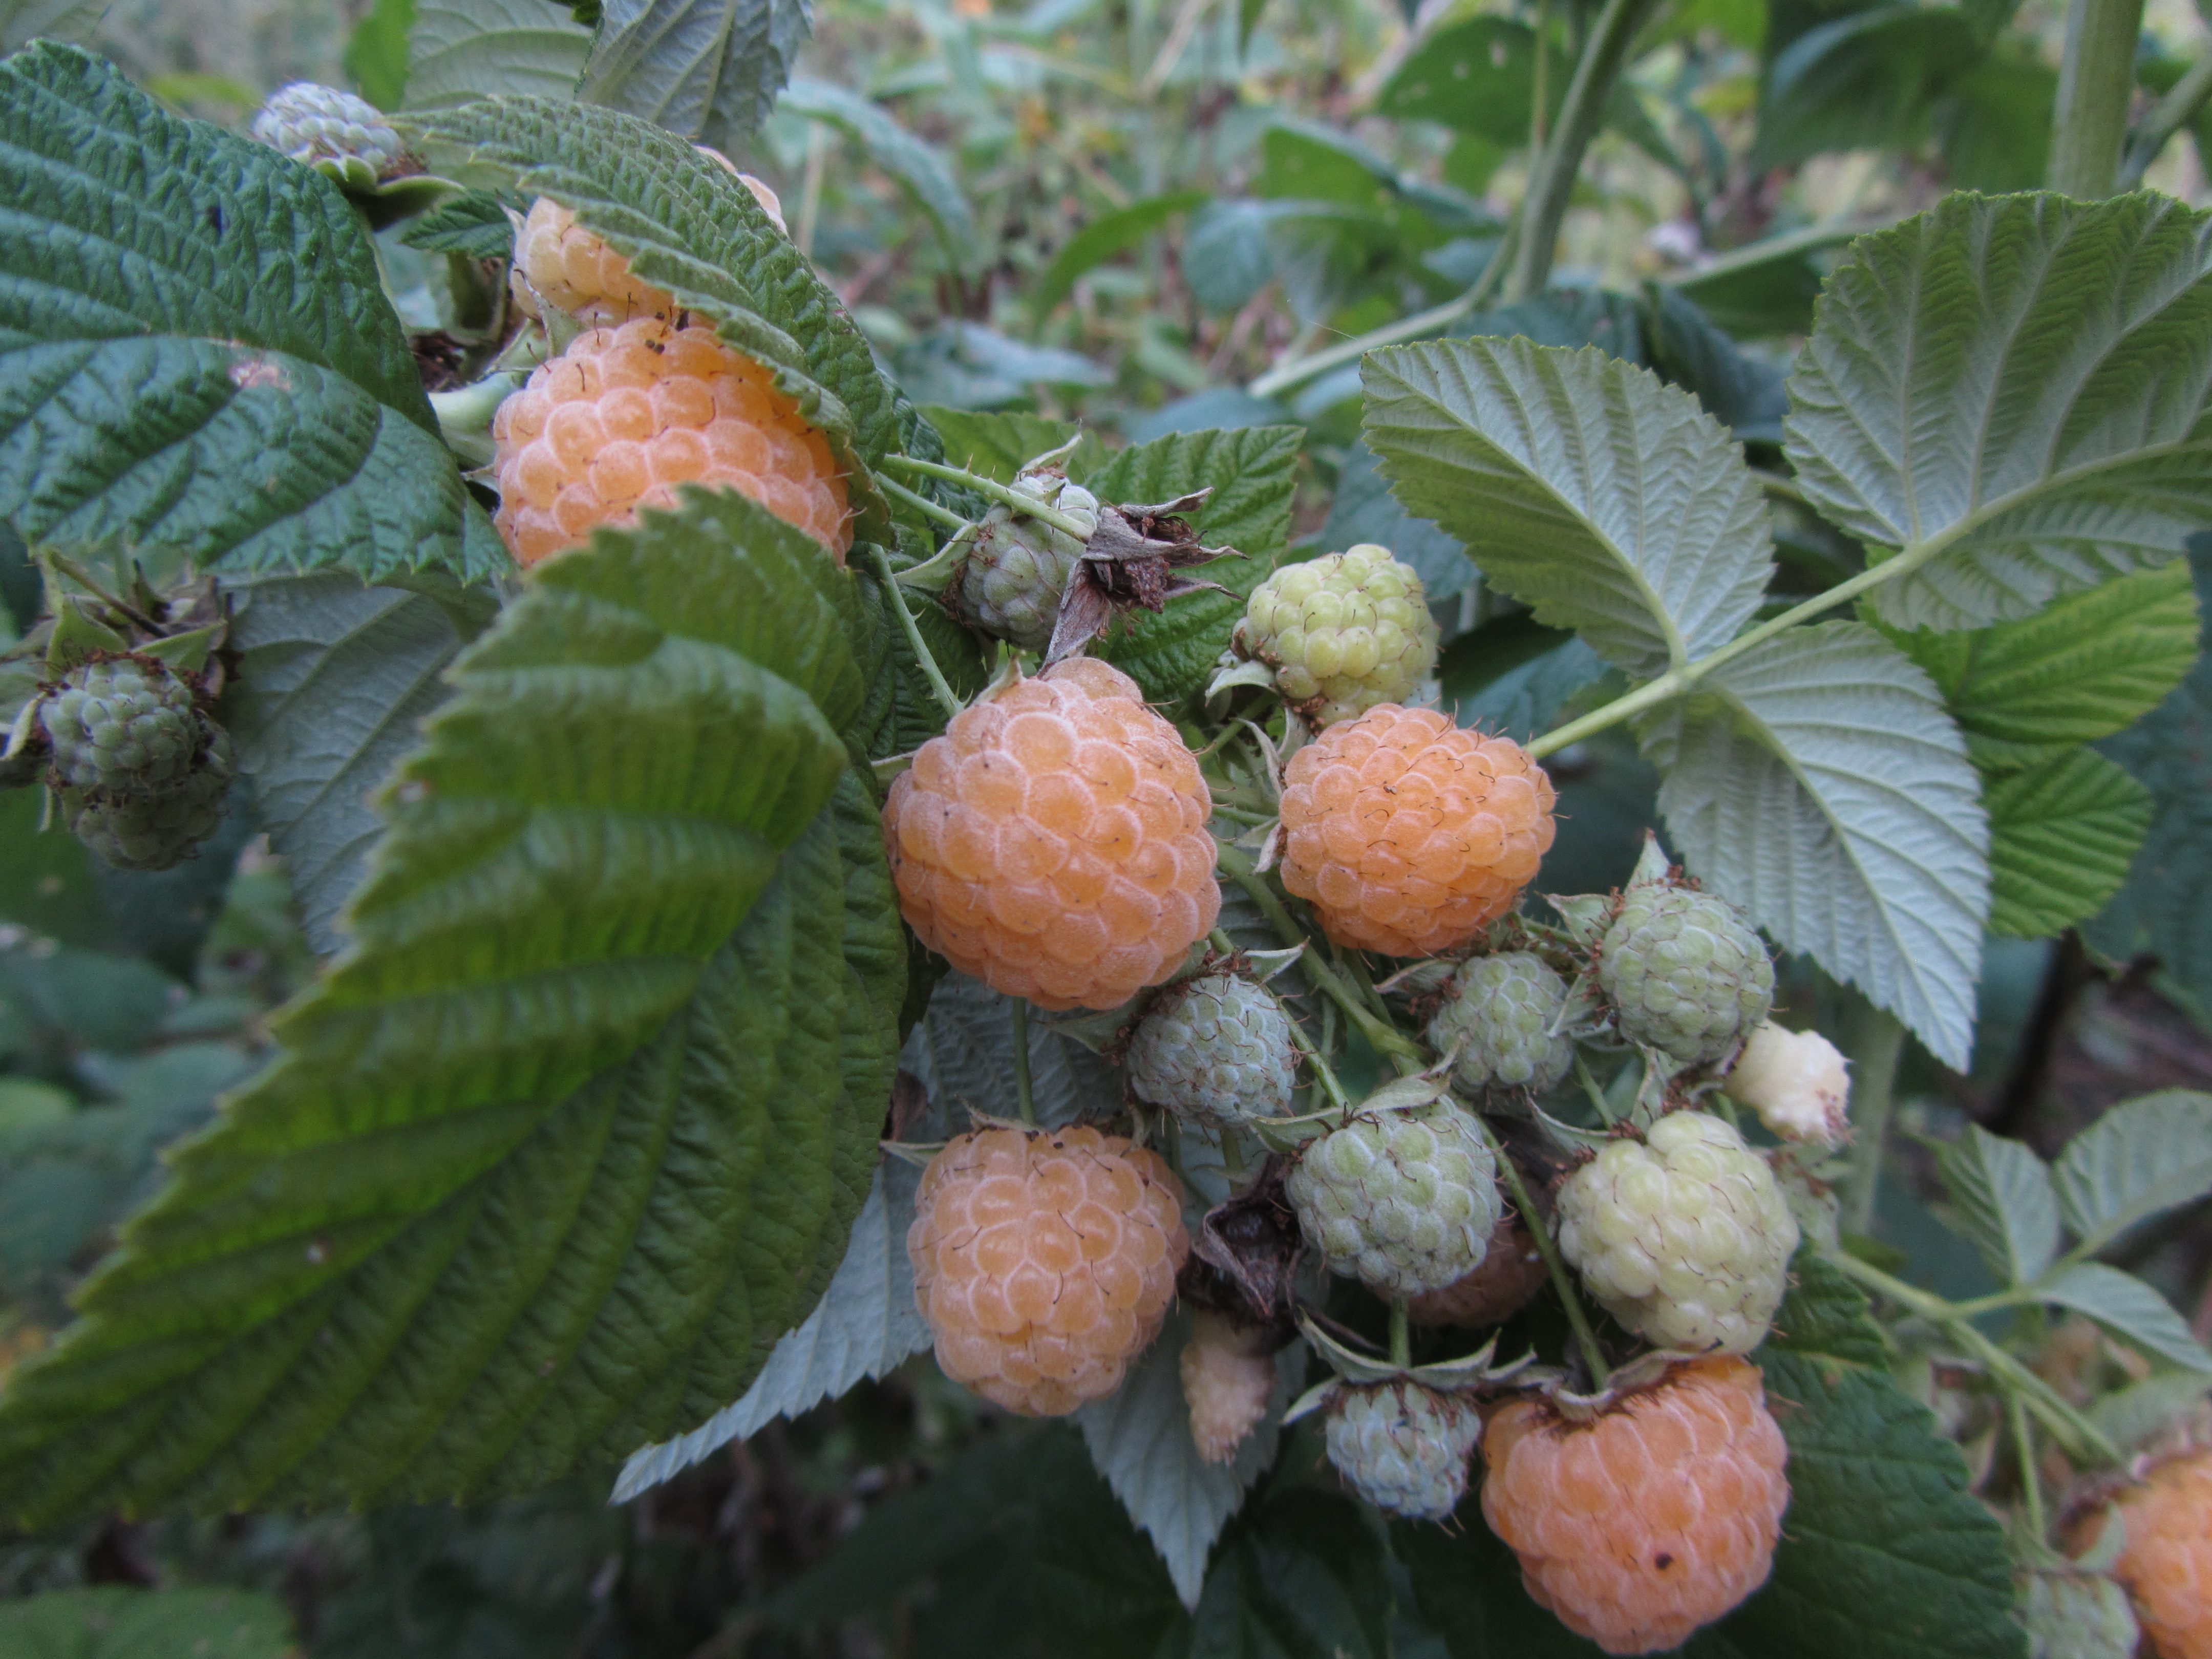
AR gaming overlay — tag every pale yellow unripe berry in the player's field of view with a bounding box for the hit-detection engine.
[1724,1023,1850,1148]
[1180,1311,1275,1463]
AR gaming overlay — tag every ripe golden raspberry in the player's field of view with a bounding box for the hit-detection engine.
[491,317,852,568]
[881,658,1222,1010]
[2079,1448,2212,1657]
[1481,1357,1791,1655]
[1278,706,1556,956]
[1181,1309,1276,1463]
[509,198,678,324]
[907,1124,1190,1417]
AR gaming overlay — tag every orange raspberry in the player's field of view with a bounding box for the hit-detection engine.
[1481,1356,1791,1655]
[1180,1309,1276,1463]
[1277,705,1556,956]
[2079,1448,2212,1657]
[907,1124,1190,1417]
[491,317,852,568]
[509,197,678,325]
[881,658,1222,1010]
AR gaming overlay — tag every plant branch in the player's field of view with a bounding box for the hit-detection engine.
[1840,1004,1906,1237]
[1390,1298,1412,1367]
[868,545,965,721]
[2011,1391,2047,1542]
[883,455,1093,539]
[1482,1117,1610,1385]
[2121,51,2212,187]
[880,474,971,532]
[1245,237,1516,400]
[2049,0,2146,198]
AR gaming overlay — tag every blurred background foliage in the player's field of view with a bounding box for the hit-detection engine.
[4,0,2212,1647]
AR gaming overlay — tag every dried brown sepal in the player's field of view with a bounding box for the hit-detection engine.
[1043,487,1240,664]
[1180,1155,1305,1330]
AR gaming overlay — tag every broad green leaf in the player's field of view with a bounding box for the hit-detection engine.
[1321,437,1476,601]
[398,188,524,258]
[2017,1571,2138,1659]
[2051,1089,2212,1255]
[2031,1262,2212,1373]
[1664,226,1835,340]
[916,407,1107,485]
[899,969,1123,1130]
[1032,190,1208,319]
[1754,7,1980,168]
[612,1156,928,1500]
[1081,426,1301,703]
[223,572,490,956]
[0,943,174,1054]
[1769,1247,1892,1367]
[1934,1124,2059,1284]
[1363,337,1772,679]
[0,1585,294,1657]
[1936,54,2056,194]
[1394,1518,1603,1658]
[405,0,591,107]
[346,0,417,111]
[581,0,811,153]
[1643,285,1789,443]
[1451,632,1607,745]
[1192,1488,1393,1659]
[847,565,989,760]
[1642,622,1989,1069]
[402,96,903,523]
[0,492,903,1520]
[1882,561,2202,772]
[1183,200,1278,313]
[1786,194,2212,632]
[0,46,504,584]
[0,785,117,951]
[1984,749,2151,939]
[1,0,103,52]
[1076,1313,1299,1609]
[2088,1368,2212,1450]
[780,79,979,273]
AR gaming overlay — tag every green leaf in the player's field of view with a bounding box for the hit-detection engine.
[0,45,503,584]
[346,0,418,111]
[1,0,104,52]
[1377,17,1563,146]
[1768,1246,1891,1367]
[1076,1312,1299,1610]
[612,1156,929,1500]
[2016,1570,2138,1659]
[0,784,116,951]
[780,79,979,274]
[1786,194,2212,632]
[403,95,902,534]
[1032,190,1208,320]
[916,407,1105,485]
[581,0,812,153]
[1881,561,2202,773]
[1643,285,1789,442]
[1393,1517,1604,1658]
[2031,1262,2212,1373]
[1984,749,2151,939]
[398,188,524,257]
[223,572,488,956]
[0,492,904,1520]
[0,1586,294,1657]
[1080,426,1301,703]
[1192,1487,1393,1659]
[1934,1124,2059,1284]
[1755,8,1981,168]
[2050,1089,2212,1256]
[1936,54,2056,193]
[899,970,1124,1129]
[1363,337,1773,679]
[1321,437,1475,601]
[1642,622,1989,1069]
[1664,227,1835,340]
[1450,631,1607,745]
[403,0,592,107]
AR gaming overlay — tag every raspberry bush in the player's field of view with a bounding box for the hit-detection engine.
[1,13,2210,1658]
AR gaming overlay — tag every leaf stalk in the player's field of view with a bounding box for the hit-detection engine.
[882,455,1094,540]
[867,545,965,721]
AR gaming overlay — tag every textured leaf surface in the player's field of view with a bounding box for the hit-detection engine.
[1321,436,1476,601]
[402,96,901,525]
[612,1157,927,1499]
[1076,1314,1300,1609]
[2052,1090,2212,1254]
[915,407,1099,484]
[1081,426,1302,703]
[0,1586,294,1657]
[0,492,904,1521]
[1935,1125,2059,1284]
[1032,191,1208,320]
[1364,337,1771,679]
[1984,748,2151,939]
[1642,623,1989,1068]
[1883,561,2201,772]
[780,79,977,271]
[0,46,503,583]
[1786,194,2212,631]
[582,0,811,153]
[2032,1262,2212,1372]
[1190,1488,1392,1659]
[899,970,1123,1130]
[406,0,591,106]
[224,573,491,956]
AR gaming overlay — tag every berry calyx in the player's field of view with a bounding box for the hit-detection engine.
[1277,707,1557,957]
[881,658,1222,1010]
[490,317,853,568]
[1181,1309,1276,1463]
[1598,867,1774,1071]
[907,1124,1189,1417]
[1325,1379,1483,1519]
[1481,1356,1792,1654]
[1287,1098,1502,1298]
[1233,545,1440,728]
[1428,950,1576,1095]
[1556,1111,1799,1355]
[1124,969,1299,1129]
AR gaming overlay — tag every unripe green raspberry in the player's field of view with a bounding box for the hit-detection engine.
[1325,1380,1482,1520]
[1287,1100,1502,1297]
[59,729,236,871]
[38,658,205,795]
[1233,544,1439,727]
[1598,884,1774,1069]
[250,82,403,186]
[1124,970,1299,1129]
[953,472,1101,651]
[1557,1111,1799,1355]
[1428,951,1575,1095]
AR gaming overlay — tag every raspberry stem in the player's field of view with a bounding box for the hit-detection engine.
[1479,1116,1611,1386]
[1010,997,1037,1125]
[867,545,965,721]
[2011,1391,2047,1542]
[1389,1298,1411,1367]
[883,455,1096,541]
